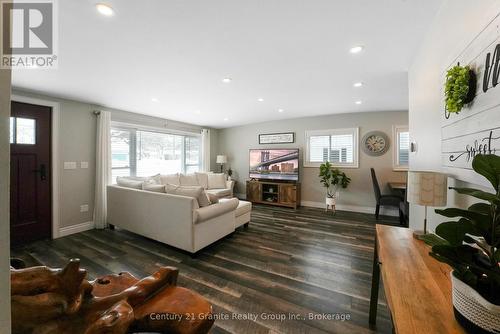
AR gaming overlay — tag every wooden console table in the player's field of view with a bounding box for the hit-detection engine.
[246,180,300,209]
[369,225,465,333]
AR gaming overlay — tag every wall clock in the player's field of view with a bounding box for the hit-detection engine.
[362,131,389,156]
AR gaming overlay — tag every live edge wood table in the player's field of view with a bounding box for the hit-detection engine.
[369,225,466,333]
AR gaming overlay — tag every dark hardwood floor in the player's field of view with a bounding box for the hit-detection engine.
[11,204,399,334]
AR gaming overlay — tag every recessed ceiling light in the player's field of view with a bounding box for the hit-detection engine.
[278,108,284,113]
[353,82,363,87]
[350,46,364,54]
[96,3,114,16]
[222,78,232,83]
[355,100,363,105]
[151,98,159,102]
[257,98,264,102]
[223,117,229,121]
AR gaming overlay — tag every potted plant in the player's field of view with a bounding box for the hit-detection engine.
[431,154,500,333]
[319,161,351,209]
[227,168,233,181]
[445,63,477,114]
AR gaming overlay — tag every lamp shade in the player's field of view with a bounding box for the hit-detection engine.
[216,155,227,164]
[407,171,448,207]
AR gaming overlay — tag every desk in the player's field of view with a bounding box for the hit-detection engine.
[388,182,407,191]
[369,225,465,333]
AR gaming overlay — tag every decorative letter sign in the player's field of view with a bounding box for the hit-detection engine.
[442,14,500,186]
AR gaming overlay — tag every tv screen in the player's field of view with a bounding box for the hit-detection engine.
[249,149,299,181]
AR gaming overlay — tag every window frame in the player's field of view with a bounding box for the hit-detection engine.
[393,125,409,171]
[110,122,202,181]
[304,127,359,168]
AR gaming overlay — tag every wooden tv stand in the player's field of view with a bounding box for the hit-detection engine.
[246,180,300,209]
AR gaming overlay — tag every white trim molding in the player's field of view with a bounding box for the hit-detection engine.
[59,221,94,237]
[11,94,62,239]
[301,200,399,217]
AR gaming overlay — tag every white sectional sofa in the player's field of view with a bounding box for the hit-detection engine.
[106,172,249,254]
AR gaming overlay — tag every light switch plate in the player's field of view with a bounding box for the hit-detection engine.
[64,162,77,170]
[80,204,89,213]
[80,161,89,169]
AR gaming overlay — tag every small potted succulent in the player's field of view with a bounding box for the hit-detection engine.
[431,154,500,333]
[319,161,351,209]
[445,63,477,114]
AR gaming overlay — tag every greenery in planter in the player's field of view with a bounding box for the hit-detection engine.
[431,154,500,305]
[318,161,351,198]
[227,168,233,177]
[445,64,475,114]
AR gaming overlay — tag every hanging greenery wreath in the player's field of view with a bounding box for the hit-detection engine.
[445,64,477,114]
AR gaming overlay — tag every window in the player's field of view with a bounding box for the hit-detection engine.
[10,117,36,144]
[393,126,409,170]
[111,126,201,183]
[305,128,359,168]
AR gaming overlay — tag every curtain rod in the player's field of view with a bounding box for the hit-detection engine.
[93,110,101,115]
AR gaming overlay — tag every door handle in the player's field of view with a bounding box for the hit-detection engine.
[32,164,47,181]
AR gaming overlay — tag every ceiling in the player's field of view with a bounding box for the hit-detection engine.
[12,0,443,128]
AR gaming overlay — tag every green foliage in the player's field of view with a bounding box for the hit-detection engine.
[432,154,500,304]
[318,161,351,198]
[445,65,471,113]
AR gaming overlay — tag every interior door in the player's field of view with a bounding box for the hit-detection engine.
[10,101,52,246]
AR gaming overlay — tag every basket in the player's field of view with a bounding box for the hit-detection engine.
[451,271,500,334]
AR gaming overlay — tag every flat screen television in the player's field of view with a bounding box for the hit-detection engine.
[249,149,299,181]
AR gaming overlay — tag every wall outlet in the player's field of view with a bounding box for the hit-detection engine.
[80,161,89,169]
[64,161,77,170]
[80,204,89,213]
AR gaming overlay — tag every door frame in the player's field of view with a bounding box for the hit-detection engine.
[11,94,61,239]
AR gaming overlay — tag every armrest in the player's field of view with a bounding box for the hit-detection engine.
[226,180,235,191]
[195,198,239,223]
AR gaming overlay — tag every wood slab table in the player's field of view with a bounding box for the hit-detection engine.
[369,225,465,333]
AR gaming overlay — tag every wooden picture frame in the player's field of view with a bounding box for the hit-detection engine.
[258,132,295,144]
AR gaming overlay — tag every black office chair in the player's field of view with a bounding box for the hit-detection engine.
[370,168,404,220]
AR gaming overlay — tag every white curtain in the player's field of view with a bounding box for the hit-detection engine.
[201,128,211,172]
[93,110,111,229]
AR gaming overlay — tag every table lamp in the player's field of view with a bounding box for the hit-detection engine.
[407,171,448,239]
[216,155,227,173]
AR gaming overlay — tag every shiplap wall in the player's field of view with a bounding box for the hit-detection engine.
[441,12,500,187]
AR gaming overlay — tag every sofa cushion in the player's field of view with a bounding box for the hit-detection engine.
[180,173,200,186]
[116,177,143,189]
[195,198,239,223]
[160,173,180,186]
[207,173,226,189]
[207,193,219,204]
[142,183,166,193]
[235,200,252,217]
[165,184,211,207]
[206,188,232,198]
[195,172,209,189]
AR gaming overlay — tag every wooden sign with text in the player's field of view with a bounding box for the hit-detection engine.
[441,13,500,187]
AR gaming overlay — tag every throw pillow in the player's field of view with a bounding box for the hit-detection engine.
[179,173,200,186]
[116,177,143,189]
[165,184,211,207]
[142,183,165,193]
[207,173,226,189]
[195,172,209,189]
[160,173,180,185]
[207,192,219,204]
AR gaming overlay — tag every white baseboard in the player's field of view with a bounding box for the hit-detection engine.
[238,192,398,217]
[301,200,399,217]
[59,221,94,237]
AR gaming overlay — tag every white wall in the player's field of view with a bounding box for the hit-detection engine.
[408,0,500,231]
[0,64,11,334]
[218,111,408,214]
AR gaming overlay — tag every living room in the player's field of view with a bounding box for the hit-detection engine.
[2,1,500,333]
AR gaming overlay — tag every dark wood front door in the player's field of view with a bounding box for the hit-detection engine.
[10,101,52,246]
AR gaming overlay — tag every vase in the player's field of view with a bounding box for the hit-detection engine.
[451,271,500,333]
